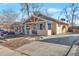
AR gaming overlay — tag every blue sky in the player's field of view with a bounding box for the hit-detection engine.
[0,3,70,19]
[0,3,79,25]
[0,3,68,10]
[0,3,21,11]
[42,3,68,9]
[42,3,68,18]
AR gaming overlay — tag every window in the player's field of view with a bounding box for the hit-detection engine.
[48,23,51,30]
[40,24,43,30]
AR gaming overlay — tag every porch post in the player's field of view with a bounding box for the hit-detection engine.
[24,23,27,34]
[42,21,47,35]
[46,21,48,30]
[37,17,40,35]
[13,25,16,34]
[29,24,32,35]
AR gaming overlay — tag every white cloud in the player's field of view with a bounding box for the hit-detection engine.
[47,8,62,14]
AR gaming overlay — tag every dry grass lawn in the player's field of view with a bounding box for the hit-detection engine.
[1,38,33,50]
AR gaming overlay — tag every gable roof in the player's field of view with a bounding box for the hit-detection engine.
[24,14,68,25]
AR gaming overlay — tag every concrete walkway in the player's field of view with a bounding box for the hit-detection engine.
[16,41,70,56]
[0,45,26,56]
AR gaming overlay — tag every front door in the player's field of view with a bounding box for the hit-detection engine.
[32,24,37,35]
[26,27,30,35]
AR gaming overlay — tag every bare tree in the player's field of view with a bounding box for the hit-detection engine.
[62,3,79,26]
[21,3,43,19]
[21,3,30,17]
[30,3,42,15]
[0,9,19,23]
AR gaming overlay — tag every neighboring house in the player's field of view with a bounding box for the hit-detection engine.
[0,23,14,32]
[0,22,24,34]
[12,22,24,34]
[23,14,69,36]
[69,26,79,33]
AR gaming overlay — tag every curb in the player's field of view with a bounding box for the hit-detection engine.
[67,45,78,56]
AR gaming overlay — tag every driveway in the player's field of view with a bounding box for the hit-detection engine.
[16,35,78,56]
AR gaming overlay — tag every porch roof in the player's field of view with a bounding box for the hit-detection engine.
[25,21,46,25]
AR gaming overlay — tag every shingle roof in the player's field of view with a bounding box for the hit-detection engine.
[37,14,68,25]
[24,14,68,25]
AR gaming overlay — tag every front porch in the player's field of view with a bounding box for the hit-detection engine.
[24,20,48,36]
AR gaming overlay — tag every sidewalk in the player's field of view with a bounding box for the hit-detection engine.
[42,33,79,40]
[16,41,70,56]
[0,45,26,56]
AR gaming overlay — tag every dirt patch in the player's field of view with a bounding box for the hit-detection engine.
[1,38,33,50]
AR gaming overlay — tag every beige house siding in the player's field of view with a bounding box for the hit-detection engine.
[56,23,62,34]
[37,30,47,35]
[51,22,56,35]
[62,25,68,33]
[56,23,68,34]
[51,22,68,35]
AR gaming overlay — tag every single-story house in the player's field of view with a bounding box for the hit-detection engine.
[23,14,69,36]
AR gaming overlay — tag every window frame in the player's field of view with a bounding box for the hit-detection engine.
[48,23,51,30]
[40,23,43,30]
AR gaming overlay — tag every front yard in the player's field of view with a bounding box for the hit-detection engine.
[1,37,33,50]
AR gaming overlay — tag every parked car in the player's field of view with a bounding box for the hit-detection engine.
[8,32,15,35]
[0,29,8,39]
